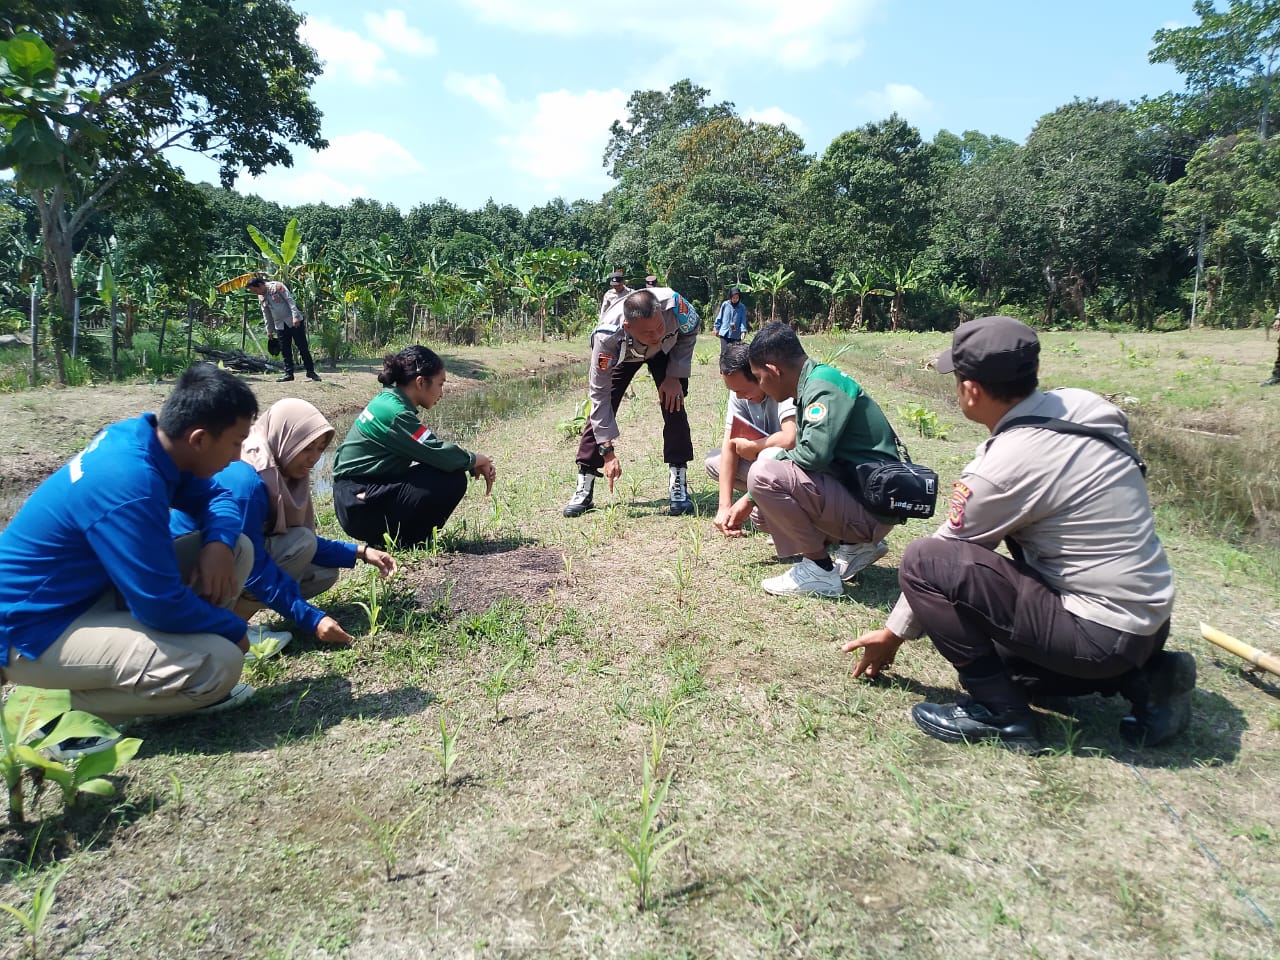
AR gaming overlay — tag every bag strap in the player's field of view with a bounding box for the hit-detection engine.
[993,415,1147,476]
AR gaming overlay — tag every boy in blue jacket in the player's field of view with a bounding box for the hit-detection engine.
[0,364,259,742]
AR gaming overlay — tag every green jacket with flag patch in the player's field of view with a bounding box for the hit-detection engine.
[332,387,475,481]
[779,359,898,484]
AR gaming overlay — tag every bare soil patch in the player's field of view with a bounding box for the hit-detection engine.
[407,544,568,618]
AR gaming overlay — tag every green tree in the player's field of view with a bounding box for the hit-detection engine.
[1167,131,1280,319]
[0,6,323,382]
[801,115,937,280]
[1021,100,1165,324]
[1150,0,1280,137]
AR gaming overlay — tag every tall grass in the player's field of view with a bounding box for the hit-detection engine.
[1130,409,1279,545]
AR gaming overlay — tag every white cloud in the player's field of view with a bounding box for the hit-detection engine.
[365,10,438,56]
[315,132,425,176]
[456,0,875,69]
[233,132,423,206]
[497,88,629,189]
[858,83,934,120]
[242,169,374,207]
[442,70,628,193]
[743,106,806,134]
[300,17,398,86]
[444,72,511,114]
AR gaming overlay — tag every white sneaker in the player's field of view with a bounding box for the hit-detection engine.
[761,558,845,597]
[196,683,256,715]
[831,540,889,581]
[245,625,293,662]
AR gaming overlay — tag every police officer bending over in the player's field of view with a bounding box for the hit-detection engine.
[845,316,1192,752]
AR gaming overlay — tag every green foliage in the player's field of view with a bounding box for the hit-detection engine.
[556,397,591,441]
[430,713,461,788]
[0,860,67,959]
[2,688,142,825]
[898,403,947,440]
[611,754,684,912]
[351,802,429,882]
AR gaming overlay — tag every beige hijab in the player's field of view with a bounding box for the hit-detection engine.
[241,399,334,535]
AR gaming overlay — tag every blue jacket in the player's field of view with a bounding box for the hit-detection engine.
[171,460,357,633]
[0,414,246,665]
[714,299,747,339]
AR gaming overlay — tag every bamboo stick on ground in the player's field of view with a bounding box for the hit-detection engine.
[1200,622,1280,678]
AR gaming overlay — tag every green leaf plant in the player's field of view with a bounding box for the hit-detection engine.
[2,687,142,825]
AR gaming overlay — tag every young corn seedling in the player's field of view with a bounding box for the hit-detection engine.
[431,713,461,788]
[479,655,521,722]
[352,571,385,635]
[612,754,683,912]
[352,802,429,882]
[0,861,67,960]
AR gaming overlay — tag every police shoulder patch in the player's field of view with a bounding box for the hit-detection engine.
[597,353,614,372]
[805,402,827,423]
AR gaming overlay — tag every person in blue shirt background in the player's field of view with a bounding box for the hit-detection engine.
[0,365,259,742]
[173,398,397,648]
[714,287,747,342]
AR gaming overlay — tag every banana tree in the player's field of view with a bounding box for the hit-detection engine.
[846,270,891,330]
[512,249,588,341]
[748,265,796,325]
[878,262,923,332]
[804,270,855,331]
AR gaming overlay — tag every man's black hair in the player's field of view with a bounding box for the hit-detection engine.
[719,341,756,378]
[974,372,1039,403]
[621,289,660,324]
[748,321,807,369]
[158,363,258,438]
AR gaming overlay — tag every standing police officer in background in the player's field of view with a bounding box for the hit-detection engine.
[248,276,321,383]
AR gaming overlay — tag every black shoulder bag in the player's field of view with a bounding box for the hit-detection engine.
[853,432,939,522]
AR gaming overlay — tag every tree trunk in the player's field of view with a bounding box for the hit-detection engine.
[890,293,903,332]
[110,297,120,379]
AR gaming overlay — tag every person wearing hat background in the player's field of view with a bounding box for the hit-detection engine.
[843,316,1188,753]
[247,275,321,383]
[599,271,633,318]
[714,287,747,342]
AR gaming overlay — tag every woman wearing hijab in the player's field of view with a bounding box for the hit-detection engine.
[332,345,496,547]
[172,398,397,646]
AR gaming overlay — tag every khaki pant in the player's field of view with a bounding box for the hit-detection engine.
[704,449,751,493]
[2,533,252,726]
[237,526,340,619]
[747,458,895,559]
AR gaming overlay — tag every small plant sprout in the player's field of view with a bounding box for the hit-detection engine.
[431,713,461,787]
[665,548,693,609]
[352,802,429,882]
[0,861,68,960]
[612,754,684,912]
[352,569,385,635]
[479,655,522,722]
[897,403,947,440]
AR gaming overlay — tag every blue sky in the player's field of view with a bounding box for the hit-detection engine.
[175,1,1193,213]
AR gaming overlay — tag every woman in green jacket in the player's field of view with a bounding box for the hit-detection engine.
[332,345,496,546]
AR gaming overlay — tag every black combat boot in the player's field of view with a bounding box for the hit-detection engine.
[1118,651,1196,746]
[912,660,1040,753]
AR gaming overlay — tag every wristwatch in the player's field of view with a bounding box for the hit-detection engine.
[598,442,615,457]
